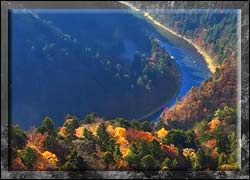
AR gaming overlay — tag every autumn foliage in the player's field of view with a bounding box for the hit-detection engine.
[10,157,27,171]
[208,118,221,133]
[10,90,238,171]
[125,128,155,142]
[157,128,168,139]
[26,129,47,152]
[75,126,85,138]
[40,151,59,170]
[204,139,217,149]
[162,62,237,129]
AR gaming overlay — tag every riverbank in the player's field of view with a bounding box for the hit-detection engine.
[119,1,217,73]
[143,12,217,73]
[137,61,183,122]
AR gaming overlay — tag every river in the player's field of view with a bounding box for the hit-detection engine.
[130,9,211,121]
[9,9,210,128]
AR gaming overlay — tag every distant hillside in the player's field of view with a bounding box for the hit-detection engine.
[125,2,238,65]
[153,10,238,65]
[10,10,181,127]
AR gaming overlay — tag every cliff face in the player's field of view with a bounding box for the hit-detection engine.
[161,62,237,129]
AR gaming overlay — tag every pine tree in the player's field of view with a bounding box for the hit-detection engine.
[61,150,86,171]
[113,144,122,160]
[125,142,140,169]
[64,117,79,140]
[96,123,109,151]
[37,117,55,136]
[19,147,37,168]
[161,157,171,169]
[172,159,178,170]
[140,121,152,132]
[218,152,227,166]
[149,139,163,160]
[83,128,94,141]
[10,125,26,150]
[102,151,114,170]
[140,154,157,170]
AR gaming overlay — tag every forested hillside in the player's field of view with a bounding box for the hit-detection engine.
[9,4,240,171]
[10,10,181,127]
[161,62,237,129]
[154,10,238,65]
[10,111,238,171]
[126,2,239,65]
[123,2,238,129]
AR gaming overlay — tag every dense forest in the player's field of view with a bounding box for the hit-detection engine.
[10,9,181,127]
[124,3,240,167]
[126,2,238,66]
[154,10,238,65]
[9,6,239,171]
[70,37,178,92]
[10,107,238,171]
[161,62,237,129]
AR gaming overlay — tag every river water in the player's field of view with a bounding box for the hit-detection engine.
[145,20,211,121]
[9,9,210,128]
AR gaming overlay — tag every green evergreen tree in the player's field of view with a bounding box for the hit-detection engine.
[163,129,196,149]
[140,154,157,170]
[82,113,97,124]
[116,118,130,128]
[96,123,109,151]
[140,121,152,132]
[149,139,164,160]
[37,117,55,136]
[102,151,114,170]
[218,152,227,166]
[113,144,122,160]
[172,159,178,170]
[137,140,150,159]
[43,135,57,151]
[83,128,94,141]
[214,106,237,124]
[10,125,26,150]
[125,142,140,169]
[161,157,171,169]
[130,120,141,130]
[19,147,37,168]
[106,138,116,152]
[64,117,79,140]
[61,150,87,171]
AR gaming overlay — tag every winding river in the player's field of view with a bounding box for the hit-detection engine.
[10,9,210,128]
[126,6,212,121]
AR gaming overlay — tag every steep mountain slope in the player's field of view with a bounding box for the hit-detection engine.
[161,62,237,129]
[10,10,181,128]
[122,2,238,129]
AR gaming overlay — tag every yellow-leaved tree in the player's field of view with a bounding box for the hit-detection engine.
[156,128,168,139]
[40,151,59,170]
[208,118,221,133]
